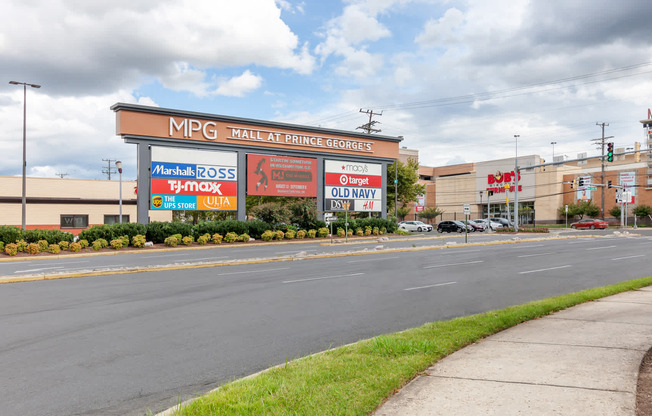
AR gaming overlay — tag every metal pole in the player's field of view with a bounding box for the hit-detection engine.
[119,170,123,223]
[21,84,27,230]
[394,161,398,219]
[514,134,519,232]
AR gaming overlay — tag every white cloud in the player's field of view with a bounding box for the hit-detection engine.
[213,71,263,97]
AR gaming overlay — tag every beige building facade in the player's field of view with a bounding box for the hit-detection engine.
[0,176,171,234]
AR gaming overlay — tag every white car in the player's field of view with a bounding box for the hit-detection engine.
[472,218,503,231]
[398,221,433,232]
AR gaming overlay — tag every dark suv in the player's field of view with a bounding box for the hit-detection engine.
[437,220,469,233]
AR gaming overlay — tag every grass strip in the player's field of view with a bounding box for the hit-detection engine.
[172,276,652,416]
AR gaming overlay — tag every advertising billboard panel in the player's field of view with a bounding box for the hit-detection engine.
[150,146,237,210]
[247,154,317,197]
[324,160,382,212]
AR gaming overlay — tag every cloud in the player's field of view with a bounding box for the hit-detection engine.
[213,71,263,97]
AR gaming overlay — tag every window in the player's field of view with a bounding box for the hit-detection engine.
[104,215,130,225]
[60,215,89,229]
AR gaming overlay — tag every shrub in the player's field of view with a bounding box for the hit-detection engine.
[224,232,238,243]
[274,230,284,240]
[164,236,179,247]
[355,227,364,236]
[182,236,194,246]
[38,239,49,252]
[307,229,317,238]
[48,244,61,254]
[0,242,4,252]
[380,227,387,235]
[239,233,251,243]
[69,242,82,253]
[337,227,346,238]
[110,239,124,250]
[212,233,223,244]
[261,230,275,241]
[92,241,103,251]
[58,241,69,250]
[245,220,271,240]
[111,223,147,241]
[365,226,372,236]
[146,221,193,244]
[285,229,296,239]
[118,235,130,247]
[78,239,89,249]
[27,243,41,255]
[16,240,28,252]
[373,227,379,235]
[132,234,146,248]
[5,243,18,256]
[318,227,329,238]
[296,230,306,239]
[95,238,109,248]
[197,235,209,245]
[23,229,74,244]
[192,220,249,240]
[0,226,23,245]
[347,229,353,237]
[78,225,114,243]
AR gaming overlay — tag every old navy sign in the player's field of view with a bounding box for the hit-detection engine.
[325,186,380,200]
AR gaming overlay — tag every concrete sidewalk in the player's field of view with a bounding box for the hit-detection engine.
[374,287,652,415]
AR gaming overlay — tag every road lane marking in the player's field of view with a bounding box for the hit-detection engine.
[424,260,483,269]
[218,267,290,276]
[586,245,616,250]
[282,272,364,284]
[347,256,399,263]
[519,265,571,274]
[518,252,553,258]
[404,281,457,291]
[514,244,545,248]
[14,266,65,273]
[612,254,645,261]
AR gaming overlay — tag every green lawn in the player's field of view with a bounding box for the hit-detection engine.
[170,276,652,416]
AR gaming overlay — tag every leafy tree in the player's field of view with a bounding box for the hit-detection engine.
[558,200,600,220]
[386,158,426,214]
[609,206,621,218]
[396,206,410,221]
[418,207,444,224]
[633,204,652,219]
[248,202,291,225]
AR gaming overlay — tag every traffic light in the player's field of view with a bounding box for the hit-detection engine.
[578,177,584,187]
[607,142,614,162]
[570,179,575,189]
[608,180,612,188]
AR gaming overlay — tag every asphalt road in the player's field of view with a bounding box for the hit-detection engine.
[1,231,650,415]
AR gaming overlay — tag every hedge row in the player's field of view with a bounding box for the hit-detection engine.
[0,226,75,245]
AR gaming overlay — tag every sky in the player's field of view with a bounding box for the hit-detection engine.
[2,0,652,181]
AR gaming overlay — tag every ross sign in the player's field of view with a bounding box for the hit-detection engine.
[247,154,316,197]
[324,160,383,212]
[150,146,238,210]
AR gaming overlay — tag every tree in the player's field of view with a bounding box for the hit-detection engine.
[418,207,443,224]
[609,206,621,219]
[558,200,600,220]
[248,202,291,225]
[396,206,410,221]
[633,204,652,219]
[386,158,426,214]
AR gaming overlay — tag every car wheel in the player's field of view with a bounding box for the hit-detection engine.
[457,228,463,233]
[590,225,595,230]
[571,225,576,229]
[417,227,422,232]
[437,228,442,233]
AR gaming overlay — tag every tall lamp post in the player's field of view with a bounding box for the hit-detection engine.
[115,161,123,224]
[514,134,519,232]
[9,81,41,230]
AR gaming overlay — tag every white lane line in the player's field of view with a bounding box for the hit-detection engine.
[586,245,617,250]
[14,266,65,273]
[143,253,197,258]
[424,260,483,269]
[567,240,595,244]
[282,272,364,284]
[347,256,399,263]
[218,267,290,276]
[404,281,457,291]
[181,256,228,261]
[518,252,553,258]
[612,254,645,261]
[519,265,571,274]
[514,244,545,248]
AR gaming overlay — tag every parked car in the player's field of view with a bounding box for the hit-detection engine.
[460,219,485,232]
[398,221,433,232]
[490,217,513,227]
[472,218,503,231]
[570,219,609,230]
[437,220,472,233]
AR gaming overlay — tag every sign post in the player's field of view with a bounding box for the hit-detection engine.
[343,201,351,243]
[463,203,470,243]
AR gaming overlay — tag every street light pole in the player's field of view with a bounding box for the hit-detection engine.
[514,134,519,232]
[9,81,41,230]
[115,161,123,223]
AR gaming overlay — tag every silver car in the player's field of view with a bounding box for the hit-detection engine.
[472,218,503,231]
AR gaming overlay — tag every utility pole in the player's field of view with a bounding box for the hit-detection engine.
[102,158,117,180]
[357,109,382,134]
[592,123,611,220]
[55,173,68,178]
